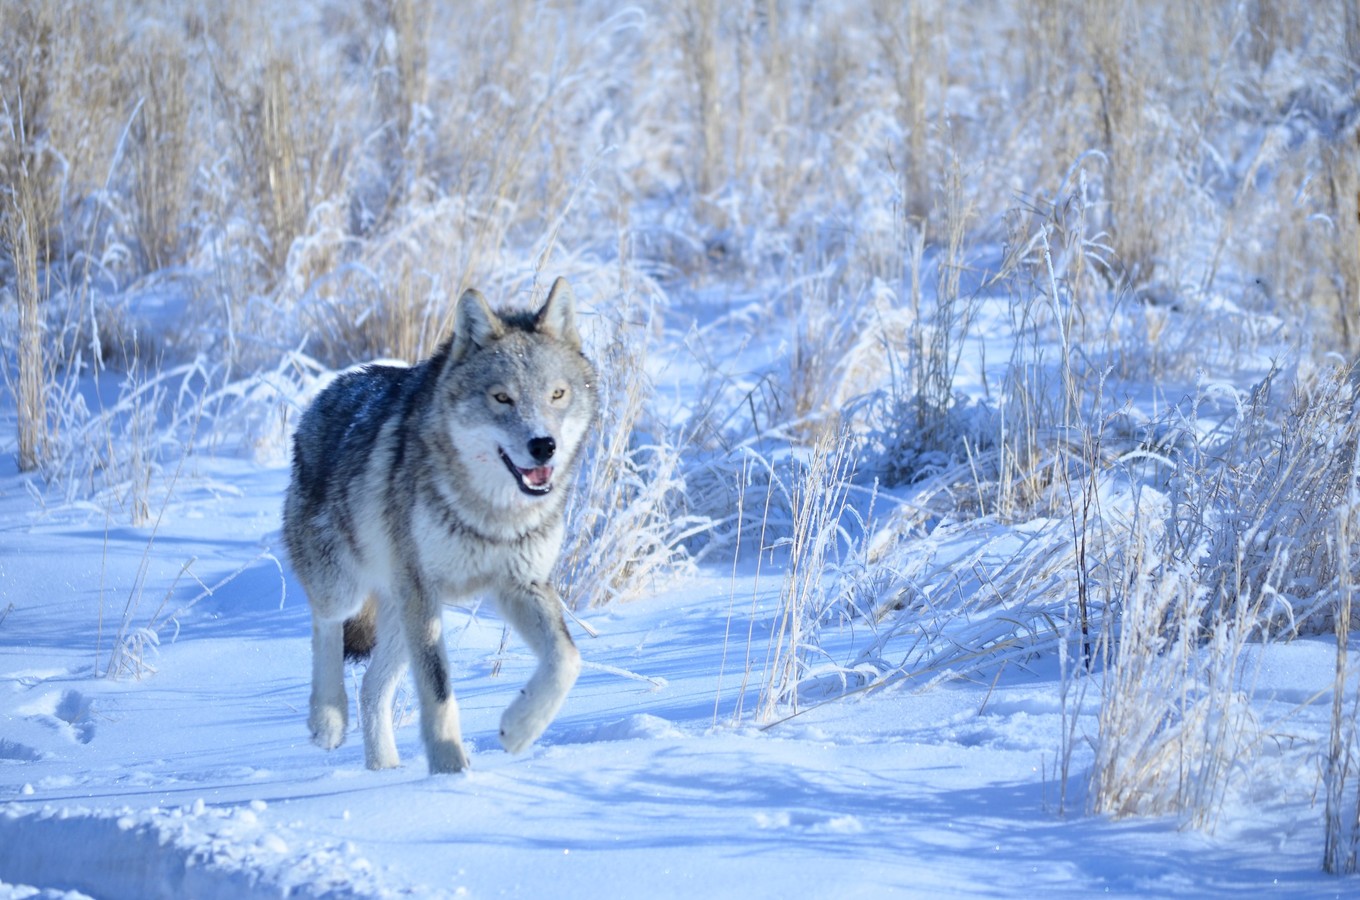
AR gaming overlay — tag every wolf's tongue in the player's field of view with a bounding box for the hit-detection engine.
[521,465,553,487]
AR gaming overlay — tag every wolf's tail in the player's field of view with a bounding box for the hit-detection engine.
[343,594,379,660]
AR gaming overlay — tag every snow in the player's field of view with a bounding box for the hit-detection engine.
[0,453,1351,898]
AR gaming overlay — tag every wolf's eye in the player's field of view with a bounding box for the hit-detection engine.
[550,387,567,402]
[493,391,513,405]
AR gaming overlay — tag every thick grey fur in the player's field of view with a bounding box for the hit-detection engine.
[283,278,599,773]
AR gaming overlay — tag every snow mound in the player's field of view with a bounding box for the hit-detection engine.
[0,801,393,900]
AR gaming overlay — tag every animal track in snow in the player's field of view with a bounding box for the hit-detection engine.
[19,689,96,745]
[0,738,43,761]
[54,690,96,744]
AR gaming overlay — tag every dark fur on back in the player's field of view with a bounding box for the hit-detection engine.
[289,358,435,519]
[285,351,443,574]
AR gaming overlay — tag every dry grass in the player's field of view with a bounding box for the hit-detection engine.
[676,0,723,201]
[0,4,58,471]
[1089,544,1259,828]
[756,424,859,721]
[1183,365,1360,635]
[872,0,939,225]
[129,40,193,273]
[1324,511,1359,874]
[1320,136,1360,352]
[3,164,52,472]
[557,279,703,609]
[1089,361,1360,827]
[4,0,1353,369]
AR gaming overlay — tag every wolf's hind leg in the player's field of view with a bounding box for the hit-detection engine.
[359,606,408,770]
[400,583,469,774]
[309,615,348,749]
[497,582,581,754]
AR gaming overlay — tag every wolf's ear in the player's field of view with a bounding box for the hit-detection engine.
[536,277,582,350]
[449,288,504,363]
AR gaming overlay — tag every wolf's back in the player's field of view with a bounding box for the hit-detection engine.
[283,356,441,580]
[289,360,437,502]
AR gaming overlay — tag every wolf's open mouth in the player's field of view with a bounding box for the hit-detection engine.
[498,448,554,496]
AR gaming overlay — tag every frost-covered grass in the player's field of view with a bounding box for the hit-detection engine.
[3,0,1360,888]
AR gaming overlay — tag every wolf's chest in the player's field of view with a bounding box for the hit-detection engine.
[408,498,564,593]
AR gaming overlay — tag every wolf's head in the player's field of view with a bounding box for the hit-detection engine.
[435,278,599,512]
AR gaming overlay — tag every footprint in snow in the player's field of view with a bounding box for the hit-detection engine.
[0,738,44,761]
[54,690,96,744]
[20,689,97,745]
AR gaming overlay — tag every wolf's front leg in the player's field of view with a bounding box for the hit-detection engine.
[400,584,469,774]
[309,615,348,749]
[497,581,581,754]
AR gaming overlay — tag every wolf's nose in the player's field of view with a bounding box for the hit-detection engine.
[528,436,556,464]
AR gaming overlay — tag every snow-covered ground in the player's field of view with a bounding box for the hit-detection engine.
[0,446,1351,898]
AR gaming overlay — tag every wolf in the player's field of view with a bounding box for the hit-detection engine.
[282,278,599,773]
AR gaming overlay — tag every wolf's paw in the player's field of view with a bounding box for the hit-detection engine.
[364,747,401,770]
[309,705,347,750]
[499,694,552,755]
[425,739,469,774]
